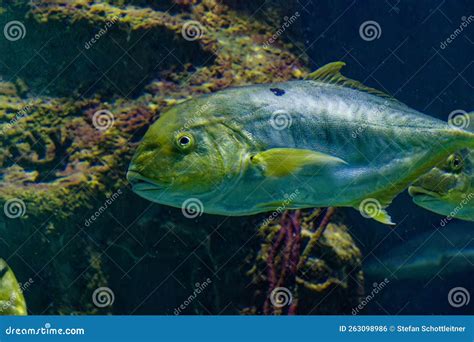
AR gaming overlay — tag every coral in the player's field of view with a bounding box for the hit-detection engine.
[245,209,364,315]
[262,210,303,315]
[0,0,306,221]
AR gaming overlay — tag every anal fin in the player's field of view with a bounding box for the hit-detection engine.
[356,199,396,226]
[372,208,396,226]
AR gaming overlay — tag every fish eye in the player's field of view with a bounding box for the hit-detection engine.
[448,154,464,171]
[175,132,194,150]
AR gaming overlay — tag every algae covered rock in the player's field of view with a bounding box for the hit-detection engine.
[0,0,307,314]
[0,0,306,221]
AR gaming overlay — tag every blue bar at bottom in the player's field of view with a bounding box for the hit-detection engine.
[0,316,472,342]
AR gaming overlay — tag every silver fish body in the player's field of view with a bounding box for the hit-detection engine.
[128,62,474,223]
[196,81,461,213]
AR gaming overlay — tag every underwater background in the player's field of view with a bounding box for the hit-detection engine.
[0,0,473,315]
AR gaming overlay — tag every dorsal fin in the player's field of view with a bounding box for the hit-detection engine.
[305,61,403,106]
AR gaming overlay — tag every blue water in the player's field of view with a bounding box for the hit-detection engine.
[296,0,473,314]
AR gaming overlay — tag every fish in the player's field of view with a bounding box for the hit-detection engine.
[409,149,474,222]
[127,61,474,225]
[408,113,474,221]
[364,223,474,280]
[0,259,27,315]
[409,113,474,222]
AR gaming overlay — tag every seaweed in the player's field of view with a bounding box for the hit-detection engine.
[244,209,364,315]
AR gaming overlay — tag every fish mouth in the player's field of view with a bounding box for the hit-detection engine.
[126,170,162,192]
[408,186,441,200]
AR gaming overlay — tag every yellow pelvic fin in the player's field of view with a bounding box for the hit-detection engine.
[356,202,396,226]
[251,148,347,177]
[305,61,406,107]
[372,208,396,226]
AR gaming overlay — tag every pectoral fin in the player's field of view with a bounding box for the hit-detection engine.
[250,148,346,177]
